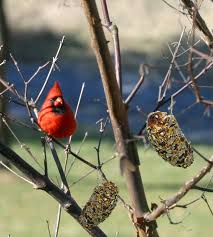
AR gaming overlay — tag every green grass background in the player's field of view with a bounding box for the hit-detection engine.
[0,133,212,237]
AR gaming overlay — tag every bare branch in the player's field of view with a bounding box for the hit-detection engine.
[66,131,88,177]
[192,146,212,163]
[55,82,86,237]
[47,138,71,195]
[193,186,213,192]
[125,65,146,105]
[81,1,159,236]
[0,77,24,101]
[35,36,65,104]
[158,29,185,102]
[138,60,213,135]
[54,205,62,237]
[191,48,213,62]
[201,194,213,216]
[46,220,52,237]
[68,82,85,145]
[94,117,109,167]
[27,61,51,84]
[53,138,98,169]
[101,0,122,94]
[0,141,107,237]
[144,156,213,222]
[1,114,43,169]
[0,161,34,185]
[10,53,26,83]
[0,59,6,66]
[0,83,14,95]
[0,111,37,131]
[181,0,213,48]
[161,0,187,15]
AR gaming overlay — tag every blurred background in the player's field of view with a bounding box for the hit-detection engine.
[1,0,213,140]
[0,1,213,237]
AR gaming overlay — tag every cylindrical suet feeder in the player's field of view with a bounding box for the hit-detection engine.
[146,111,193,168]
[79,181,118,228]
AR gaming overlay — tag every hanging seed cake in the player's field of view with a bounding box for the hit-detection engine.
[146,111,193,168]
[79,181,118,228]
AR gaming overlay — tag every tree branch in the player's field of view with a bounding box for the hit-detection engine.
[81,1,159,236]
[144,156,213,222]
[101,0,122,94]
[0,141,107,237]
[181,0,213,49]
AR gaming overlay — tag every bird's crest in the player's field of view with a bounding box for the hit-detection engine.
[46,81,63,101]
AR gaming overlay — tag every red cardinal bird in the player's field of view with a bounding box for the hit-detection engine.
[38,81,77,138]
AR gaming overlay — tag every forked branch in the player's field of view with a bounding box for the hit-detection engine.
[181,0,213,49]
[81,1,159,237]
[0,141,106,237]
[144,157,213,222]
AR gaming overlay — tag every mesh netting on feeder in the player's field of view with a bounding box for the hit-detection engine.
[146,111,193,168]
[79,181,118,228]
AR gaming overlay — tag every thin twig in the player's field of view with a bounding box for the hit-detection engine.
[0,141,107,237]
[193,186,213,192]
[161,0,187,15]
[165,208,183,225]
[0,59,6,66]
[54,206,62,237]
[201,194,213,216]
[0,161,34,185]
[0,112,38,131]
[35,36,65,104]
[55,82,85,237]
[191,48,213,62]
[138,60,213,135]
[181,0,213,48]
[24,61,51,101]
[69,154,117,188]
[69,168,95,188]
[143,156,213,222]
[41,137,48,177]
[27,61,51,84]
[53,138,98,169]
[158,29,185,102]
[1,115,43,169]
[94,117,109,167]
[10,53,26,83]
[0,94,25,107]
[47,138,71,195]
[46,220,52,237]
[0,83,14,95]
[66,131,88,177]
[176,39,200,58]
[192,146,212,163]
[0,77,24,101]
[125,65,146,105]
[68,82,85,145]
[171,197,201,209]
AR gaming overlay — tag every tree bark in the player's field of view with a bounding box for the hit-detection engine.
[81,1,159,236]
[0,0,10,167]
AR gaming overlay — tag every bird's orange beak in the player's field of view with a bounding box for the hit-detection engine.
[54,97,63,107]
